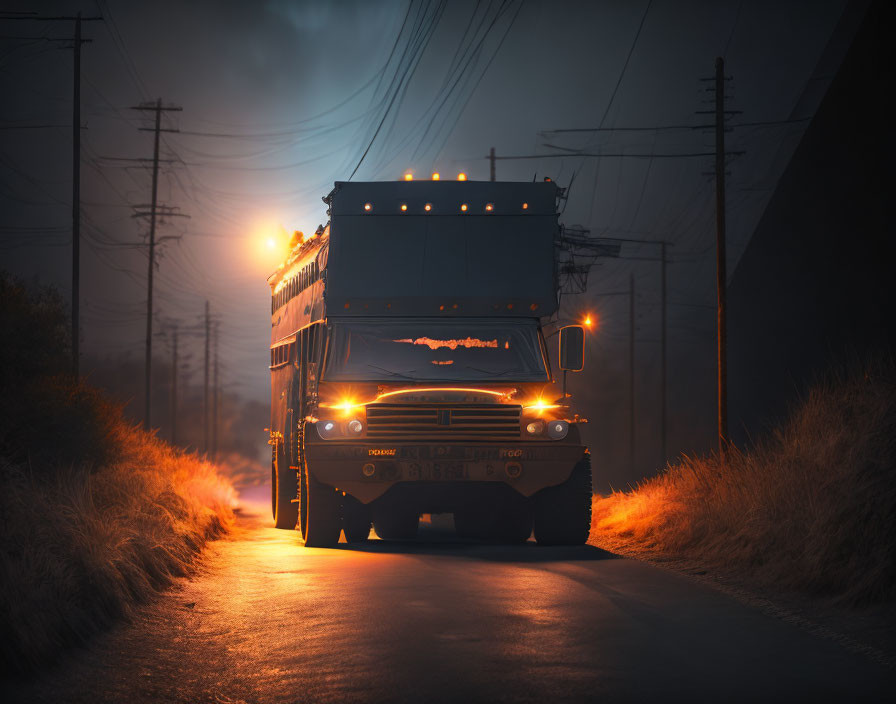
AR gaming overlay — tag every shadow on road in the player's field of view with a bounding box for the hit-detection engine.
[333,524,617,563]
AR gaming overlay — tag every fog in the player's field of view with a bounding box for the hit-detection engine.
[0,0,850,487]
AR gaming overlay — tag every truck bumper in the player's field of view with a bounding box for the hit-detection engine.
[304,441,587,504]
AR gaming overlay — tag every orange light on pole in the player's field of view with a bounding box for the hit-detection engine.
[584,314,594,328]
[457,173,467,181]
[432,172,440,181]
[404,173,413,181]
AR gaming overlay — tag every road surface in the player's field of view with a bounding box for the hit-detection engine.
[8,499,893,703]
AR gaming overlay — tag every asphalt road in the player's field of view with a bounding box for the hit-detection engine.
[7,499,893,703]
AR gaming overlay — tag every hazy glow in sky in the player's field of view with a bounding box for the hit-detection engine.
[0,0,849,463]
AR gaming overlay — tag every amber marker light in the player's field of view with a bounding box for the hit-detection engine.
[432,172,440,180]
[424,203,432,212]
[363,203,372,212]
[457,173,467,181]
[584,314,594,328]
[522,202,528,210]
[460,203,468,212]
[321,399,368,416]
[524,398,562,412]
[485,203,494,212]
[400,204,408,212]
[404,173,413,181]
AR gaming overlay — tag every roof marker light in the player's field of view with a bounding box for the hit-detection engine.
[363,203,372,211]
[522,202,528,210]
[460,203,468,212]
[424,203,432,212]
[432,172,440,180]
[485,203,494,212]
[400,204,408,212]
[404,173,413,181]
[457,173,467,181]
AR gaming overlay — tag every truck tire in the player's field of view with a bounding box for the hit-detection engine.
[271,443,298,530]
[302,467,342,547]
[533,454,592,546]
[373,512,419,540]
[343,495,372,542]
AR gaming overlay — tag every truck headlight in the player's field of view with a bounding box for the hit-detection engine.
[317,420,340,439]
[526,420,545,435]
[347,419,363,434]
[546,420,569,440]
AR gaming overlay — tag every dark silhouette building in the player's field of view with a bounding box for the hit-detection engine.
[727,0,895,445]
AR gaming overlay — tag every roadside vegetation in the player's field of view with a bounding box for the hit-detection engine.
[0,274,235,675]
[590,357,895,605]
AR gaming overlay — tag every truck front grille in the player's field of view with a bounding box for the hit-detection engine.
[366,404,521,439]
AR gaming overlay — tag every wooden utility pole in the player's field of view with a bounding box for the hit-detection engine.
[489,147,496,181]
[1,13,101,376]
[212,322,219,461]
[714,56,729,457]
[170,325,178,445]
[629,272,635,475]
[71,12,81,377]
[203,300,210,454]
[130,99,182,430]
[660,241,667,467]
[144,99,161,431]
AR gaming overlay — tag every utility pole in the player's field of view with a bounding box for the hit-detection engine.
[130,99,182,430]
[714,56,729,458]
[212,322,219,461]
[0,13,101,376]
[71,12,81,378]
[629,272,635,475]
[170,325,178,445]
[203,301,210,455]
[660,241,667,467]
[489,147,496,181]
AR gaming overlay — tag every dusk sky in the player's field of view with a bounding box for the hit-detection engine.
[1,0,850,479]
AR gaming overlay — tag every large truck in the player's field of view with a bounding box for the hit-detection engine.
[268,178,591,547]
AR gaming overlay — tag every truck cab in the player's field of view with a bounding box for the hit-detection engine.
[268,179,591,547]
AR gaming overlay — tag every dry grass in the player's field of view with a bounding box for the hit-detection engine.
[590,358,896,605]
[0,403,235,676]
[0,274,236,675]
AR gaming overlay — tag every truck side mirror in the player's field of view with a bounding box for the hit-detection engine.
[559,325,585,372]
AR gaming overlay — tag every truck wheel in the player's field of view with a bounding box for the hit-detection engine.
[272,443,298,530]
[302,468,342,547]
[344,495,372,542]
[533,454,592,546]
[373,512,419,540]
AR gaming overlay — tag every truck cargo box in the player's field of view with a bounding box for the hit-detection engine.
[325,180,559,318]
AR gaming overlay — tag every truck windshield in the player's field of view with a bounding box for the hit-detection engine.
[324,318,548,382]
